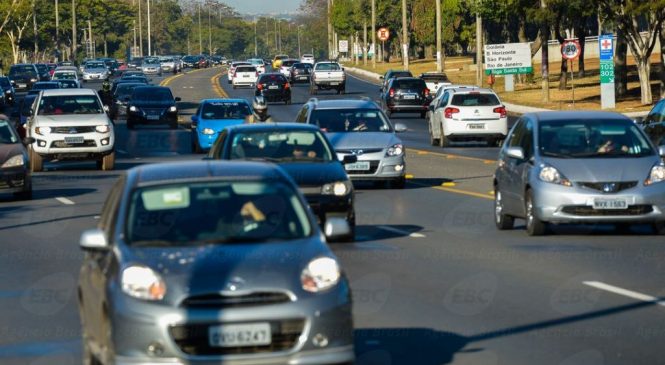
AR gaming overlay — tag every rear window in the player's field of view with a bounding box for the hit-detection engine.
[132,88,173,101]
[421,74,449,82]
[390,71,412,78]
[236,66,257,73]
[393,79,426,89]
[451,93,500,107]
[315,63,341,71]
[282,61,297,67]
[259,74,287,83]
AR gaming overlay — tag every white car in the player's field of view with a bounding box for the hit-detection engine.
[232,65,258,89]
[426,84,478,124]
[81,61,109,81]
[247,58,266,74]
[27,89,115,171]
[227,61,250,84]
[420,72,452,96]
[279,59,298,78]
[301,54,315,64]
[159,57,177,73]
[428,88,507,147]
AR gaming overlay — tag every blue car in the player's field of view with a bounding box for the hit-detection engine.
[191,98,253,153]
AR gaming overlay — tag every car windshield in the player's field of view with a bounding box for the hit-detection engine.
[126,181,311,245]
[316,63,341,71]
[0,120,19,144]
[229,130,334,162]
[538,119,655,158]
[115,83,142,97]
[132,88,173,102]
[37,94,103,115]
[311,109,392,133]
[57,80,78,89]
[20,97,36,116]
[53,72,77,80]
[9,65,36,77]
[32,83,59,91]
[451,93,500,106]
[390,71,412,78]
[35,64,48,72]
[85,62,105,69]
[259,74,286,83]
[201,101,251,119]
[421,74,449,82]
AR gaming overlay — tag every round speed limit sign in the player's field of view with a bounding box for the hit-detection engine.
[561,40,581,60]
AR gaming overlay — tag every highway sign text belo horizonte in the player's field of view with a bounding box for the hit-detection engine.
[484,43,533,76]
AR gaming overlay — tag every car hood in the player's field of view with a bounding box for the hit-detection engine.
[326,132,400,150]
[542,156,659,182]
[84,68,107,73]
[34,113,109,126]
[126,238,330,305]
[0,143,26,163]
[198,118,245,131]
[278,161,348,186]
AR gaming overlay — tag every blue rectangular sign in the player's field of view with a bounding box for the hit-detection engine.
[599,35,613,61]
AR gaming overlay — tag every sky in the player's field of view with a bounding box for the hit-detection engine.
[224,0,302,14]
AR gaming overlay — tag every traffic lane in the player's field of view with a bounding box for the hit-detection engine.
[337,181,665,364]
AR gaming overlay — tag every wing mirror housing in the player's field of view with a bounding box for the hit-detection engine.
[324,217,351,241]
[22,137,35,145]
[505,146,525,160]
[394,123,408,133]
[658,146,665,157]
[175,97,182,102]
[79,229,109,251]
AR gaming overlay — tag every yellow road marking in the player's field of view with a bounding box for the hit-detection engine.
[405,174,414,179]
[406,148,496,164]
[433,186,494,200]
[210,72,228,98]
[159,73,183,86]
[441,182,456,187]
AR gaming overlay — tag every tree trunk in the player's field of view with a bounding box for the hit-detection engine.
[559,58,568,90]
[636,57,653,105]
[614,28,628,98]
[104,37,108,57]
[576,24,586,78]
[660,27,665,99]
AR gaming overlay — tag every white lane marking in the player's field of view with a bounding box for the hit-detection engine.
[55,197,75,205]
[377,225,425,238]
[583,281,665,307]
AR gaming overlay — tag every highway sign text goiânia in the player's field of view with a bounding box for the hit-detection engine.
[484,43,532,75]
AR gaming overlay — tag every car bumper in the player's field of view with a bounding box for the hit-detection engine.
[32,132,114,158]
[532,180,665,223]
[387,103,428,112]
[128,113,177,125]
[300,190,354,224]
[194,132,219,150]
[314,81,345,87]
[0,168,29,193]
[143,70,162,75]
[82,74,105,81]
[107,285,353,365]
[260,90,290,102]
[443,118,508,138]
[233,79,258,87]
[335,152,406,181]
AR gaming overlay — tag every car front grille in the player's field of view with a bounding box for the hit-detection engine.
[51,140,97,148]
[169,319,305,355]
[560,205,653,216]
[181,292,292,309]
[577,181,638,193]
[51,126,96,134]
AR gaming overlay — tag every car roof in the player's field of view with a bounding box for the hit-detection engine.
[307,98,380,110]
[525,111,631,123]
[200,98,249,104]
[224,122,320,133]
[128,161,289,187]
[41,88,97,96]
[133,86,169,91]
[448,87,496,94]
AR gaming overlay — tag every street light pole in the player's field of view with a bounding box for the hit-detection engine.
[55,0,59,61]
[297,25,301,58]
[327,0,332,59]
[254,18,258,57]
[371,0,375,67]
[71,0,76,60]
[208,5,212,55]
[436,0,442,72]
[198,3,202,54]
[401,0,408,70]
[146,0,151,56]
[138,0,143,56]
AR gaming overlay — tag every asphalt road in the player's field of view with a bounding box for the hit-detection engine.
[1,67,664,365]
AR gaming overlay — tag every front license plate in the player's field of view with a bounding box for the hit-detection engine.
[147,115,160,120]
[17,83,26,88]
[208,323,271,348]
[330,82,339,86]
[592,198,628,210]
[298,76,308,80]
[468,123,485,130]
[345,161,370,171]
[64,136,84,144]
[403,94,416,100]
[268,85,279,89]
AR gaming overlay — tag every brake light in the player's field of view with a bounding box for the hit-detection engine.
[257,83,263,90]
[424,88,430,97]
[284,82,290,89]
[444,107,460,119]
[389,88,395,97]
[493,106,507,118]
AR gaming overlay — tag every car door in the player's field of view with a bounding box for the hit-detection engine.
[431,91,450,137]
[506,119,534,215]
[498,118,528,215]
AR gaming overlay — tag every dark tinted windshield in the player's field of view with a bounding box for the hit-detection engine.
[201,101,251,119]
[126,181,311,245]
[451,93,500,106]
[281,60,297,67]
[236,66,256,73]
[389,71,412,78]
[115,83,143,97]
[20,97,36,116]
[56,80,78,89]
[32,83,59,91]
[538,119,655,158]
[9,65,37,76]
[37,94,103,115]
[393,79,426,90]
[35,64,48,72]
[85,62,106,69]
[259,74,287,83]
[132,88,173,101]
[316,63,341,71]
[310,109,392,133]
[421,74,449,82]
[229,130,333,162]
[53,72,77,80]
[0,119,19,144]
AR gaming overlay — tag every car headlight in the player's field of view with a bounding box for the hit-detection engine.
[321,181,352,196]
[121,265,167,301]
[4,90,10,94]
[30,78,37,82]
[169,106,177,112]
[645,164,665,186]
[129,106,138,112]
[35,126,51,135]
[386,143,404,156]
[301,257,340,293]
[1,154,24,168]
[538,164,572,186]
[202,128,215,135]
[96,125,110,133]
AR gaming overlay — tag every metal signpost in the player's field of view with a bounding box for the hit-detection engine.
[338,40,349,60]
[599,34,615,109]
[484,43,533,92]
[561,40,581,108]
[377,27,389,63]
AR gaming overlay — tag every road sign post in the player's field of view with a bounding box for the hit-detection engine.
[561,40,581,108]
[599,34,615,109]
[377,28,389,64]
[483,43,532,92]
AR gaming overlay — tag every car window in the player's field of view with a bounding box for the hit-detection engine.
[295,105,309,123]
[451,93,500,106]
[310,109,392,133]
[508,119,526,149]
[438,91,451,108]
[132,88,173,101]
[37,94,103,115]
[236,66,256,73]
[201,101,251,119]
[644,124,665,147]
[646,99,665,124]
[0,78,11,87]
[315,63,341,71]
[20,97,36,116]
[259,74,287,83]
[0,119,19,144]
[521,120,534,159]
[393,79,425,89]
[126,181,311,245]
[228,130,333,162]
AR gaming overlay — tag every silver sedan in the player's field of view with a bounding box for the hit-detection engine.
[494,111,665,235]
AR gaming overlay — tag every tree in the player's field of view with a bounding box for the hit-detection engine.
[5,0,33,63]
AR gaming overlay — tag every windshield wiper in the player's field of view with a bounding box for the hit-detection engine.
[130,239,175,247]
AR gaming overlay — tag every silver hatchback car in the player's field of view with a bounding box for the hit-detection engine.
[77,161,354,365]
[494,111,665,235]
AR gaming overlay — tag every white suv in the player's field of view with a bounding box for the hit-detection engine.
[27,89,115,171]
[232,65,258,89]
[301,54,315,64]
[428,88,507,147]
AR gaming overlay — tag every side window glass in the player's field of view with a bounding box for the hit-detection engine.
[508,119,525,148]
[521,120,534,159]
[438,92,449,108]
[99,177,124,238]
[212,130,228,158]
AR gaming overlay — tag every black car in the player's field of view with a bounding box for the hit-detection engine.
[0,116,33,199]
[380,77,431,118]
[380,69,413,92]
[127,57,143,69]
[0,77,15,106]
[111,76,149,95]
[208,123,357,241]
[126,86,181,129]
[181,55,198,68]
[255,73,291,104]
[289,62,313,83]
[8,64,40,91]
[27,81,60,96]
[34,63,52,81]
[110,82,144,120]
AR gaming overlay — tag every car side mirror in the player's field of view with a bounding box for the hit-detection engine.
[22,137,35,145]
[428,104,435,111]
[324,217,351,241]
[633,116,644,124]
[79,228,109,251]
[175,97,182,102]
[394,123,408,133]
[658,146,665,157]
[342,155,357,164]
[103,105,109,113]
[505,146,525,160]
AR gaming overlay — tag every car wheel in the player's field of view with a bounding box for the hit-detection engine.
[420,111,426,118]
[652,221,665,235]
[393,176,406,189]
[429,124,440,146]
[99,152,115,171]
[13,181,32,200]
[525,189,547,236]
[439,132,450,147]
[30,147,43,172]
[191,137,202,154]
[494,189,514,230]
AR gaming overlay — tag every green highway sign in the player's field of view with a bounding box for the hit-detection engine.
[485,67,533,76]
[599,60,614,84]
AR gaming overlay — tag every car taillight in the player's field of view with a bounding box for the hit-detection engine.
[444,107,460,119]
[285,82,290,89]
[494,106,507,118]
[257,83,263,90]
[389,88,395,97]
[424,88,430,97]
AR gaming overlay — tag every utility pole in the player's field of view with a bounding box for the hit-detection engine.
[208,6,212,55]
[371,0,375,67]
[540,0,549,102]
[88,19,93,59]
[138,0,143,56]
[363,19,367,66]
[71,0,76,61]
[274,19,278,55]
[147,0,151,56]
[436,0,442,72]
[401,0,408,70]
[475,3,482,86]
[327,0,332,59]
[55,0,59,61]
[33,5,38,60]
[254,18,258,57]
[198,3,202,54]
[297,25,301,58]
[278,21,281,54]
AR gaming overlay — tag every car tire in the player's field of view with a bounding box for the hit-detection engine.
[420,111,426,118]
[30,147,43,172]
[392,176,406,189]
[439,132,450,147]
[126,120,135,130]
[99,152,115,171]
[525,189,547,236]
[494,189,514,230]
[13,182,32,200]
[429,124,440,146]
[191,136,202,154]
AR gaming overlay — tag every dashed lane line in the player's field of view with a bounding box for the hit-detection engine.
[55,197,75,205]
[583,281,665,308]
[377,225,426,238]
